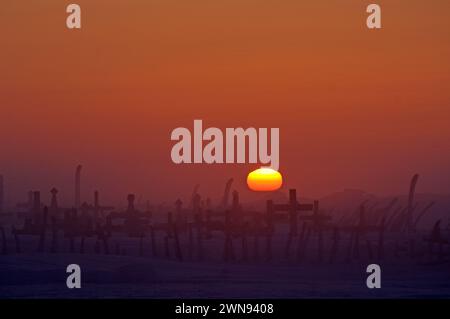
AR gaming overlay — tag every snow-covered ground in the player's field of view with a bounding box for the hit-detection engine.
[1,252,449,298]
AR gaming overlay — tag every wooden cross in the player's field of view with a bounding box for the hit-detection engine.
[267,189,331,261]
[268,189,326,235]
[299,200,331,229]
[342,205,384,261]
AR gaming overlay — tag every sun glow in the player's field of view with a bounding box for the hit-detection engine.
[247,167,283,191]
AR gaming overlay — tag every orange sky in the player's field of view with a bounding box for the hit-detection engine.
[0,1,449,207]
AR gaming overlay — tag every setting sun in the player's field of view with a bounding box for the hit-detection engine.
[247,167,283,191]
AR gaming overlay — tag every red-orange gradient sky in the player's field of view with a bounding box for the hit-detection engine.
[1,1,450,206]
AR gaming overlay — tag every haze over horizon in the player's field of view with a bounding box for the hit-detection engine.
[1,1,450,206]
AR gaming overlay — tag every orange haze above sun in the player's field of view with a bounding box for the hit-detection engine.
[1,1,450,205]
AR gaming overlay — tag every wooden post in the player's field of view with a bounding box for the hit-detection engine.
[139,235,144,257]
[265,200,274,261]
[253,233,259,261]
[37,206,48,253]
[192,194,204,260]
[223,209,235,262]
[69,236,75,253]
[164,235,170,258]
[223,213,230,262]
[352,206,365,260]
[314,200,324,263]
[438,241,444,262]
[231,190,242,225]
[0,226,7,255]
[164,215,171,258]
[195,212,204,261]
[296,222,307,261]
[167,212,174,238]
[101,227,109,255]
[407,174,419,233]
[67,209,76,253]
[94,240,100,254]
[175,198,183,223]
[377,217,385,260]
[242,222,249,262]
[80,236,85,254]
[167,211,182,261]
[205,209,212,238]
[173,223,183,262]
[346,230,355,263]
[426,220,446,262]
[50,216,58,253]
[299,227,311,262]
[204,197,213,239]
[289,189,299,236]
[12,227,21,253]
[328,227,340,264]
[150,225,157,257]
[366,239,374,260]
[188,223,194,260]
[284,190,298,258]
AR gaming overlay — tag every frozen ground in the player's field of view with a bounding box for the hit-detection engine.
[1,253,449,298]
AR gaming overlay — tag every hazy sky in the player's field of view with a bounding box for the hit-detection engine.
[1,1,449,207]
